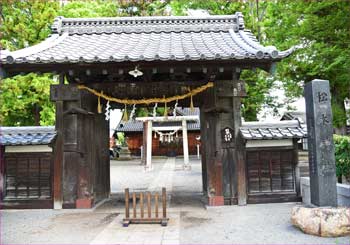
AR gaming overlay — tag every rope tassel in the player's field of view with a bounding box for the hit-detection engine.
[122,104,128,121]
[97,95,102,114]
[190,94,194,112]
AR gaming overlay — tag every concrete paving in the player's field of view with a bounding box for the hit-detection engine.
[1,157,349,244]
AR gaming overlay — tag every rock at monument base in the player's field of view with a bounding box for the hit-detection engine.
[291,206,350,237]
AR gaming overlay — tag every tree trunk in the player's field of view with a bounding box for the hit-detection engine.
[332,90,347,135]
[33,104,41,126]
[337,175,342,184]
[334,126,346,135]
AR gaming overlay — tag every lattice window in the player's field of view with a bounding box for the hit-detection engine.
[247,150,295,194]
[4,153,52,200]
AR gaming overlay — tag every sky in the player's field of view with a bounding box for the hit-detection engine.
[257,82,305,122]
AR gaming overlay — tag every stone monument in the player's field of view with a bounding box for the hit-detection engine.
[118,136,132,160]
[305,79,337,207]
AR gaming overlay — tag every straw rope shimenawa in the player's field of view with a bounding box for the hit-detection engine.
[77,82,214,105]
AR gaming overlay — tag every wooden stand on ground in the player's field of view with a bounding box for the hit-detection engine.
[123,187,168,227]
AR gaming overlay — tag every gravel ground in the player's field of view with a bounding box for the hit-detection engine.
[1,209,119,244]
[178,202,350,244]
[1,157,349,244]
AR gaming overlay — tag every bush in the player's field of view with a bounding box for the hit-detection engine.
[334,135,350,182]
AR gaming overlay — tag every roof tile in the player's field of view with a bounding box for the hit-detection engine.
[240,120,307,140]
[1,13,294,65]
[0,126,56,146]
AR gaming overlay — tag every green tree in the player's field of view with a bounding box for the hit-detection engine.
[58,0,118,17]
[0,0,59,50]
[263,0,350,131]
[0,0,59,126]
[0,74,56,126]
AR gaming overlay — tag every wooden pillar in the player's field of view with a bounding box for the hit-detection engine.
[293,139,300,197]
[145,120,153,171]
[182,119,190,170]
[202,86,224,206]
[201,73,246,206]
[53,100,63,209]
[233,75,247,206]
[51,83,110,209]
[52,74,64,209]
[200,108,208,194]
[0,145,5,202]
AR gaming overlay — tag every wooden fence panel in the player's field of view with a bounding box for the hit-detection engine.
[123,188,168,227]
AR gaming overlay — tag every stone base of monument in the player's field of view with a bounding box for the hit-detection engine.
[118,146,132,160]
[291,206,350,237]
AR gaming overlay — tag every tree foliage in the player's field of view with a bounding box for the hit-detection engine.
[58,0,118,18]
[0,0,59,50]
[263,0,350,128]
[334,135,350,182]
[0,74,56,126]
[0,0,59,126]
[172,0,350,125]
[1,0,349,126]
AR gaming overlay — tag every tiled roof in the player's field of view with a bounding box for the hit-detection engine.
[176,107,200,116]
[1,12,295,65]
[0,126,56,146]
[281,111,306,124]
[117,121,144,132]
[240,120,307,140]
[116,120,200,133]
[116,107,200,132]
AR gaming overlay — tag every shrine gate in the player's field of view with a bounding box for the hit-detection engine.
[0,13,295,208]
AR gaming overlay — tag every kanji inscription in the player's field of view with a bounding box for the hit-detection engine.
[221,127,234,143]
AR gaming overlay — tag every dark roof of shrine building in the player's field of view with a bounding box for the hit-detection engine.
[281,111,306,124]
[0,126,56,146]
[1,12,295,65]
[240,120,307,140]
[116,108,200,132]
[117,120,201,133]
